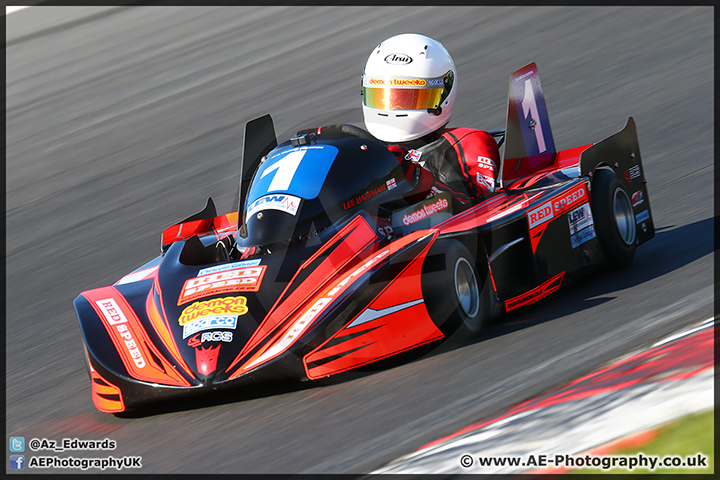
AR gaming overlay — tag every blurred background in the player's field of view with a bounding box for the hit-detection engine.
[6,6,713,474]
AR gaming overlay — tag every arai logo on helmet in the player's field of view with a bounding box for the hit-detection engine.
[384,53,412,65]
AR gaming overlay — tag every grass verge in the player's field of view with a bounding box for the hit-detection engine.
[568,409,714,474]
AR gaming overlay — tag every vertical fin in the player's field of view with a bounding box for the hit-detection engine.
[238,114,277,228]
[501,63,556,184]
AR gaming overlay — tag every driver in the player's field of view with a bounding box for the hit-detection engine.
[361,33,499,202]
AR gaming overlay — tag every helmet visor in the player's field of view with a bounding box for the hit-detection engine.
[363,86,444,110]
[362,73,449,111]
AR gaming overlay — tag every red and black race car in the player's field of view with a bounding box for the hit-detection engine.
[74,63,654,413]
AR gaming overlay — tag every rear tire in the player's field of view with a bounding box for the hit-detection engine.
[422,240,485,339]
[591,169,637,268]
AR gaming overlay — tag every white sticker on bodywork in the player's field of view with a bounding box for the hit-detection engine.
[247,194,300,217]
[568,203,596,248]
[568,203,593,235]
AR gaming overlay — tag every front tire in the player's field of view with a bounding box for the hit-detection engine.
[422,240,485,339]
[591,169,637,268]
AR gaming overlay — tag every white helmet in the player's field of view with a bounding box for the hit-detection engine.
[362,33,456,143]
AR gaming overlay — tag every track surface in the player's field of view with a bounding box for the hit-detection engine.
[6,6,713,474]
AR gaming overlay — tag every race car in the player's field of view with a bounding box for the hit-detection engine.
[73,63,654,413]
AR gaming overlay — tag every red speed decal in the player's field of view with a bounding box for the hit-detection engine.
[528,183,588,229]
[178,266,267,305]
[83,287,191,386]
[527,183,590,252]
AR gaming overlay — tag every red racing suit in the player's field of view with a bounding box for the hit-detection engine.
[390,127,500,202]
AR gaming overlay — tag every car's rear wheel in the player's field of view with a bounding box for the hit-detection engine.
[422,239,485,339]
[591,168,637,268]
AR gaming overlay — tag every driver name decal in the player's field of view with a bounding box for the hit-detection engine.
[178,266,267,304]
[343,182,388,210]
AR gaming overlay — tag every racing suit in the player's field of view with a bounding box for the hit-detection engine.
[389,127,500,202]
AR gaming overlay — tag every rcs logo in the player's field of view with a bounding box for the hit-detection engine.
[187,331,233,347]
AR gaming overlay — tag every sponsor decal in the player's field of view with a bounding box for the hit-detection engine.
[247,194,300,217]
[505,272,564,312]
[386,178,397,190]
[179,296,248,326]
[568,203,594,235]
[527,201,553,229]
[425,186,444,199]
[567,202,597,249]
[405,149,423,163]
[178,265,267,304]
[187,331,233,347]
[477,156,496,171]
[624,164,642,182]
[570,224,596,248]
[552,185,585,212]
[402,196,450,226]
[635,209,650,224]
[384,53,413,65]
[96,298,129,326]
[631,190,644,207]
[527,184,587,229]
[377,225,394,237]
[95,299,145,368]
[369,77,425,87]
[367,76,443,88]
[343,182,388,210]
[476,173,495,192]
[195,345,220,376]
[568,203,596,248]
[198,259,262,276]
[182,315,238,339]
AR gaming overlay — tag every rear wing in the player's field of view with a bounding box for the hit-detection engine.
[579,116,655,245]
[499,63,556,186]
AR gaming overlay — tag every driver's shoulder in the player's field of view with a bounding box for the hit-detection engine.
[441,127,494,142]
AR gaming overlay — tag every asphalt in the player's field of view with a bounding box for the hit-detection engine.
[5,6,713,474]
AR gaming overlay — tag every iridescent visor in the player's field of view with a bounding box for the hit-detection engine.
[362,74,447,110]
[363,86,445,110]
